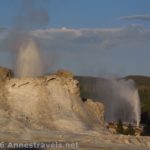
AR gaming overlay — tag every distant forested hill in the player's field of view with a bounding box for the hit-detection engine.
[75,76,107,100]
[126,75,150,87]
[75,75,150,125]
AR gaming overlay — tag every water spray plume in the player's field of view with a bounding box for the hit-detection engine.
[111,79,141,127]
[16,38,43,77]
[96,78,141,126]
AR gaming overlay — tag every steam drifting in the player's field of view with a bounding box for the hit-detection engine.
[16,38,43,77]
[96,78,141,126]
[7,0,50,77]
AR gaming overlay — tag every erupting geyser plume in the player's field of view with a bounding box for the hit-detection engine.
[16,38,44,77]
[111,79,141,127]
[132,88,141,126]
[6,0,50,77]
[97,78,141,126]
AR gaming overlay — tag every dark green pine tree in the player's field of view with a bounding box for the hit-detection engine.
[126,124,135,135]
[116,119,124,134]
[143,118,150,136]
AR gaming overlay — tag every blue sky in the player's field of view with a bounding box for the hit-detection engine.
[1,0,150,28]
[0,0,150,77]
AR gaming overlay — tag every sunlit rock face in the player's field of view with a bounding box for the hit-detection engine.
[0,67,150,149]
[83,98,104,125]
[0,67,104,134]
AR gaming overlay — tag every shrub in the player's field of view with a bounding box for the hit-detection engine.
[125,124,135,135]
[116,119,124,134]
[55,70,73,78]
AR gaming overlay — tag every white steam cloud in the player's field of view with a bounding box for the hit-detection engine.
[3,0,51,77]
[96,78,141,126]
[16,38,43,77]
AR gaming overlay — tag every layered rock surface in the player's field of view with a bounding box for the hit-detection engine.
[0,67,105,133]
[0,67,149,149]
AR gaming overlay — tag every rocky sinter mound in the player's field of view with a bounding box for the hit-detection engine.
[0,66,149,150]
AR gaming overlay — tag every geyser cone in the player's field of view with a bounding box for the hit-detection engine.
[16,38,43,77]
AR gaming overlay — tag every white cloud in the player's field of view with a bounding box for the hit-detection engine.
[31,24,150,51]
[0,25,150,76]
[30,25,150,76]
[120,15,150,21]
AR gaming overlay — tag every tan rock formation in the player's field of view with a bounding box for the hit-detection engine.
[83,98,104,124]
[0,69,104,134]
[0,66,13,80]
[0,67,149,150]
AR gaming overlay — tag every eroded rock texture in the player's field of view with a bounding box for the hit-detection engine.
[0,67,105,134]
[83,98,104,124]
[0,67,149,150]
